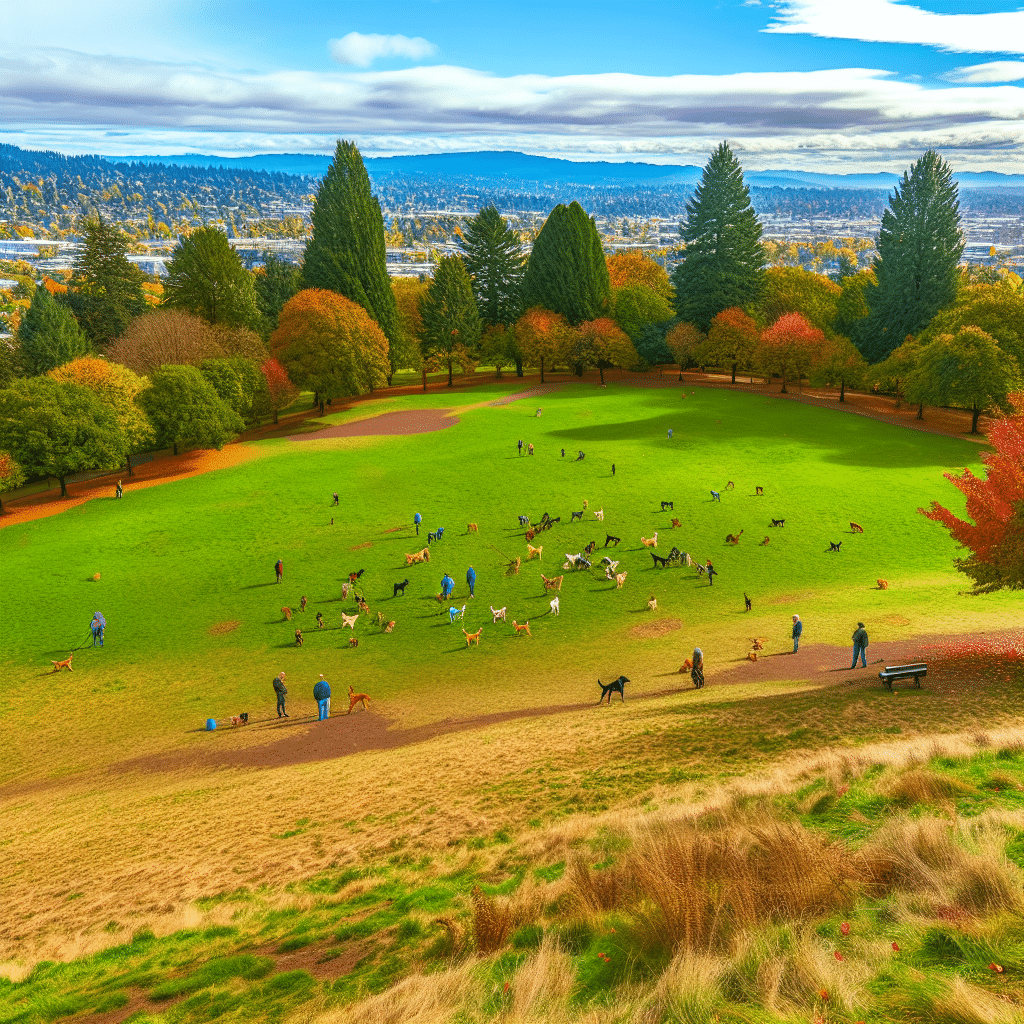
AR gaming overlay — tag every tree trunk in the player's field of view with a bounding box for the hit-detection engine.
[540,357,545,384]
[273,407,279,425]
[780,374,788,394]
[515,358,523,378]
[386,372,393,387]
[971,403,981,434]
[447,358,453,387]
[319,400,325,415]
[731,362,737,383]
[495,366,502,380]
[312,391,319,409]
[126,451,134,477]
[59,474,68,497]
[173,442,178,455]
[917,402,924,420]
[839,377,846,403]
[599,365,605,384]
[0,495,4,513]
[422,367,427,392]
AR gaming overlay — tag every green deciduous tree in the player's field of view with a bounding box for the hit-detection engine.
[479,324,518,380]
[706,307,759,383]
[671,142,766,332]
[200,356,269,424]
[460,205,526,331]
[302,140,399,354]
[755,266,840,336]
[17,284,90,374]
[871,337,922,412]
[835,270,875,341]
[611,284,675,343]
[808,336,867,402]
[163,227,261,332]
[66,216,147,347]
[0,377,128,496]
[520,202,610,326]
[139,365,244,455]
[0,450,26,513]
[859,150,964,363]
[420,256,482,387]
[918,281,1024,368]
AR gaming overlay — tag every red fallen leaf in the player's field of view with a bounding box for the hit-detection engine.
[819,989,829,1000]
[503,982,510,994]
[834,951,844,961]
[989,963,1004,973]
[841,921,851,936]
[892,942,900,951]
[609,928,615,933]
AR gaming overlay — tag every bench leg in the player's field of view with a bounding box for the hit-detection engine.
[883,678,892,691]
[914,676,921,688]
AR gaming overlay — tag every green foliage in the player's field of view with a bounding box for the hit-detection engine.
[163,227,261,333]
[610,283,674,342]
[0,377,127,496]
[302,140,399,349]
[254,252,303,338]
[65,216,147,347]
[671,142,766,332]
[860,150,965,363]
[755,266,840,335]
[460,205,526,328]
[520,202,610,326]
[148,954,274,999]
[200,356,269,424]
[139,365,243,455]
[834,269,875,340]
[919,281,1024,368]
[808,336,868,399]
[16,286,90,374]
[420,255,482,387]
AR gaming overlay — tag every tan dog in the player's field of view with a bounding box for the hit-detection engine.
[282,606,292,621]
[506,556,521,575]
[347,685,370,712]
[512,620,531,637]
[463,627,483,647]
[384,620,396,633]
[467,523,478,532]
[375,611,386,627]
[594,508,604,521]
[348,636,359,648]
[760,535,770,545]
[342,581,351,598]
[641,533,658,549]
[527,543,543,561]
[877,579,889,590]
[680,658,692,673]
[51,654,73,673]
[341,612,359,630]
[647,595,658,611]
[750,637,765,650]
[419,547,431,562]
[615,571,628,589]
[671,517,681,528]
[405,551,423,566]
[850,522,864,533]
[490,605,507,623]
[748,651,758,662]
[541,573,564,591]
[356,597,370,616]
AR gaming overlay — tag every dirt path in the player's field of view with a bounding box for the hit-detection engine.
[291,407,458,440]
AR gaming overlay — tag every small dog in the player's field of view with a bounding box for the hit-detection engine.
[829,541,842,552]
[661,500,674,511]
[349,569,365,583]
[347,685,370,712]
[750,637,765,650]
[463,627,483,646]
[507,556,521,575]
[549,596,560,616]
[405,552,423,566]
[671,518,681,528]
[428,531,438,543]
[527,543,543,561]
[419,547,431,562]
[448,604,466,623]
[467,523,478,533]
[315,612,324,628]
[230,712,249,727]
[385,620,395,633]
[651,552,669,568]
[850,522,864,533]
[525,528,536,541]
[641,533,658,549]
[594,508,604,521]
[518,515,530,526]
[760,535,770,546]
[490,605,507,623]
[348,636,359,648]
[341,612,359,630]
[294,629,304,646]
[571,509,585,522]
[647,595,658,611]
[356,596,370,615]
[770,518,785,528]
[541,573,564,591]
[681,658,692,672]
[583,540,597,557]
[300,596,307,612]
[711,490,721,502]
[51,654,73,673]
[375,610,386,627]
[597,675,629,704]
[725,481,735,490]
[512,619,531,637]
[342,582,351,599]
[615,571,628,589]
[601,557,620,571]
[393,578,410,597]
[282,606,292,621]
[755,486,764,496]
[744,592,752,611]
[877,579,889,590]
[725,530,744,545]
[605,534,622,547]
[747,651,758,662]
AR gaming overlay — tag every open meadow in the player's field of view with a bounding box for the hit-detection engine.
[2,381,1023,1024]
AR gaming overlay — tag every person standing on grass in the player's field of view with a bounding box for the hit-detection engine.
[792,614,803,653]
[441,573,455,600]
[414,511,422,535]
[851,622,869,669]
[518,439,523,456]
[313,674,331,720]
[90,612,106,647]
[273,671,289,718]
[466,565,476,598]
[691,647,705,689]
[705,560,716,586]
[275,559,283,584]
[115,480,123,498]
[332,492,339,506]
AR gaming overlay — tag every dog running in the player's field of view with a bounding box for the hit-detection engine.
[597,675,630,704]
[347,685,370,713]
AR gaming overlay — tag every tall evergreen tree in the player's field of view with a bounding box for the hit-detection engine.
[421,256,481,387]
[520,202,609,326]
[17,285,90,374]
[65,216,147,347]
[859,149,964,363]
[302,140,399,356]
[254,252,303,337]
[671,142,766,333]
[460,205,526,328]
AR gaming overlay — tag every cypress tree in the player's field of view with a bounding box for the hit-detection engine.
[671,142,766,333]
[302,140,399,359]
[520,202,609,326]
[421,255,481,387]
[858,150,964,363]
[460,205,526,328]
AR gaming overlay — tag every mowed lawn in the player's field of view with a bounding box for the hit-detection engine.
[1,382,1016,784]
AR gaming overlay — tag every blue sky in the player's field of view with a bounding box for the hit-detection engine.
[2,0,1023,171]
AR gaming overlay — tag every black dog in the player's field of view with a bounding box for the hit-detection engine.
[829,541,842,552]
[661,500,674,511]
[571,509,585,522]
[744,592,752,611]
[770,518,785,528]
[393,578,410,597]
[651,552,669,568]
[348,568,366,582]
[604,534,622,547]
[597,675,630,704]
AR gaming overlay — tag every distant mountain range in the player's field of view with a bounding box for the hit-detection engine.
[114,151,1024,190]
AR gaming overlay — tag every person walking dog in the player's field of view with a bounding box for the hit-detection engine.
[791,614,803,653]
[691,646,705,689]
[466,565,476,598]
[851,622,869,669]
[313,674,331,721]
[273,671,289,717]
[275,559,283,584]
[90,612,106,647]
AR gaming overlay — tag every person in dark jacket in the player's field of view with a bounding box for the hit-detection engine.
[275,559,283,583]
[792,614,803,653]
[273,671,289,717]
[851,622,869,668]
[313,675,331,720]
[466,565,476,598]
[414,511,422,535]
[90,612,106,647]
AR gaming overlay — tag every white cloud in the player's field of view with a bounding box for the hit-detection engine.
[764,0,1024,55]
[944,60,1024,84]
[328,32,437,68]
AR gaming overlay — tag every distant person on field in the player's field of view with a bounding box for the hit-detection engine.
[332,492,339,506]
[414,511,422,535]
[561,448,565,458]
[273,671,289,718]
[518,439,523,456]
[612,463,615,476]
[667,428,673,439]
[313,675,331,721]
[275,559,283,584]
[90,612,106,647]
[691,647,705,689]
[466,565,476,598]
[792,614,803,653]
[851,622,869,669]
[115,480,123,498]
[705,560,716,586]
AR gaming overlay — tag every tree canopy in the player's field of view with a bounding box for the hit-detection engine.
[671,142,766,332]
[17,284,90,374]
[260,357,298,424]
[420,256,482,387]
[706,307,760,383]
[139,365,244,455]
[569,318,637,383]
[254,252,303,338]
[106,310,226,376]
[610,284,675,344]
[460,205,526,329]
[665,322,706,372]
[515,307,574,383]
[606,251,674,300]
[755,266,840,336]
[758,313,823,393]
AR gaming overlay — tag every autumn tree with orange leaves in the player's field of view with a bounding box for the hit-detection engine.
[758,312,824,393]
[515,307,573,383]
[270,288,389,409]
[706,307,759,383]
[260,358,299,424]
[568,318,637,384]
[665,322,706,378]
[920,394,1024,593]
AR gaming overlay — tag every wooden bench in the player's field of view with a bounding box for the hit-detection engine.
[879,662,927,691]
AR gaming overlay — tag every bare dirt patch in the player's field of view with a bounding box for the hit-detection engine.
[630,618,682,639]
[350,542,372,550]
[209,621,240,636]
[293,408,457,440]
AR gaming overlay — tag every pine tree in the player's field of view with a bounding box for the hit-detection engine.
[460,205,526,329]
[859,150,964,363]
[421,256,482,387]
[17,285,90,374]
[671,142,766,332]
[302,141,399,359]
[520,202,610,326]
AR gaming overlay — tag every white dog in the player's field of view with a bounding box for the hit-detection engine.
[594,508,604,521]
[601,557,619,572]
[341,612,359,630]
[549,596,560,616]
[490,605,507,623]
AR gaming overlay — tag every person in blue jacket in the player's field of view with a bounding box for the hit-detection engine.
[313,674,331,720]
[440,573,454,599]
[792,614,803,653]
[414,512,422,535]
[90,612,106,647]
[466,565,476,598]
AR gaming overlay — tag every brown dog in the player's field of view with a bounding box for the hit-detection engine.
[512,620,531,637]
[877,579,889,590]
[850,522,864,533]
[467,523,478,533]
[347,685,370,713]
[348,636,359,648]
[463,627,482,647]
[51,654,73,673]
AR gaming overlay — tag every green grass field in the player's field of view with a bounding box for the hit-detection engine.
[2,381,1022,1023]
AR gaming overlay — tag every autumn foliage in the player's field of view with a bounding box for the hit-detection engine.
[260,358,299,421]
[514,307,573,382]
[606,251,674,299]
[758,312,824,392]
[920,394,1024,593]
[706,307,759,382]
[106,310,226,375]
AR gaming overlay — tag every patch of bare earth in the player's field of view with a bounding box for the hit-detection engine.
[292,408,457,440]
[630,618,682,639]
[208,621,240,636]
[350,542,372,550]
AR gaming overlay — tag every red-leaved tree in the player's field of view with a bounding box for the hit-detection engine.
[758,312,824,393]
[919,393,1024,593]
[261,357,299,424]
